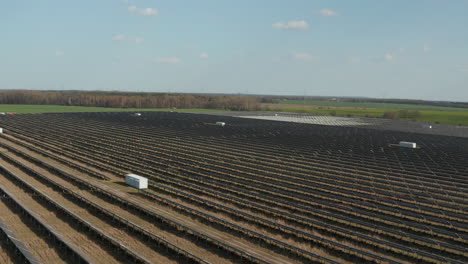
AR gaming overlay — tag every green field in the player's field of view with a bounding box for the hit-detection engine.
[280,100,468,112]
[0,104,222,114]
[266,107,468,126]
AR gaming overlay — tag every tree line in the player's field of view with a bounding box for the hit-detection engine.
[0,90,261,111]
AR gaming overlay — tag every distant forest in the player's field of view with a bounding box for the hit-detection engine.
[1,90,466,111]
[0,90,260,111]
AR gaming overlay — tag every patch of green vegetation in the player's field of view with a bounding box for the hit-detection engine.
[0,104,223,114]
[267,107,468,126]
[405,111,468,126]
[280,100,468,112]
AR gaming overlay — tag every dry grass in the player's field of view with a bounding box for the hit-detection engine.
[0,201,66,263]
[0,164,122,264]
[0,152,179,264]
[0,143,235,264]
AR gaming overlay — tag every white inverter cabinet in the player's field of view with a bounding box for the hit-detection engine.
[399,141,417,149]
[125,174,148,189]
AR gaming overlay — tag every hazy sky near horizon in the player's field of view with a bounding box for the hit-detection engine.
[1,0,468,101]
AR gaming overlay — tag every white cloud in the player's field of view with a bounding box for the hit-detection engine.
[272,20,309,30]
[55,51,65,56]
[292,52,319,61]
[128,5,158,16]
[199,52,208,58]
[157,57,180,64]
[140,8,158,16]
[135,37,144,44]
[423,44,431,53]
[319,9,338,16]
[384,53,394,61]
[112,34,127,42]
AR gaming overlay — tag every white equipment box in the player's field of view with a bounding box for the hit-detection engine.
[125,174,148,189]
[399,141,417,149]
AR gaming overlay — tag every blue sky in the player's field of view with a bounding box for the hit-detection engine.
[1,0,468,101]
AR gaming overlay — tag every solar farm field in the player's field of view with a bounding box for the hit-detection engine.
[0,112,467,264]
